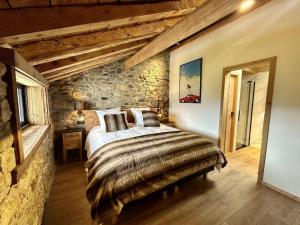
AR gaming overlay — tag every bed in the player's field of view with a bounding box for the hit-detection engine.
[84,109,227,225]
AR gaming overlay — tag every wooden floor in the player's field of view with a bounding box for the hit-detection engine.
[226,146,260,177]
[43,159,300,225]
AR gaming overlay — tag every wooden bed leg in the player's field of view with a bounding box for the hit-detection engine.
[161,190,168,200]
[203,173,207,180]
[173,186,179,195]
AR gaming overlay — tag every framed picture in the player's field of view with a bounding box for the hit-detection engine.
[179,58,202,103]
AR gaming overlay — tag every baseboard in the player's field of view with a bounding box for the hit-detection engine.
[259,180,300,203]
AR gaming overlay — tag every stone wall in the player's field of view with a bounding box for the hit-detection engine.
[49,52,170,130]
[0,62,55,225]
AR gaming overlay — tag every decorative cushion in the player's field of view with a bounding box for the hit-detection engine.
[104,113,129,132]
[95,107,121,130]
[131,107,150,126]
[114,113,128,131]
[142,110,160,127]
[103,114,118,132]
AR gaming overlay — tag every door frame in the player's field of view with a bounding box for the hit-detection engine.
[218,56,277,181]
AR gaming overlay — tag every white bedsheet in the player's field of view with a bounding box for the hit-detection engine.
[85,124,178,158]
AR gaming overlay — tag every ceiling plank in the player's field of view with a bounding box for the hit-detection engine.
[76,0,98,4]
[0,2,193,45]
[29,33,156,65]
[124,0,270,68]
[37,41,147,75]
[16,17,181,63]
[180,0,207,8]
[51,0,77,5]
[8,0,49,8]
[47,50,136,81]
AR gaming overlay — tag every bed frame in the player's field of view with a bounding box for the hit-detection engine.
[109,165,215,224]
[159,165,214,197]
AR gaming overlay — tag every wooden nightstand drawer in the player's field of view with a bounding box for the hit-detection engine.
[62,129,84,163]
[63,132,81,140]
[63,138,81,150]
[63,132,82,150]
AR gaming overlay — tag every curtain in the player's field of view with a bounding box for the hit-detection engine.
[26,86,50,125]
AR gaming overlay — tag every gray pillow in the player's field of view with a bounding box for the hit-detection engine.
[142,111,160,127]
[104,113,128,132]
[114,113,128,131]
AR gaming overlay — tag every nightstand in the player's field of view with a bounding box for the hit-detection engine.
[62,128,84,163]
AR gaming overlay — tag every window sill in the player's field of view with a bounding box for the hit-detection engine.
[22,125,49,158]
[11,124,50,184]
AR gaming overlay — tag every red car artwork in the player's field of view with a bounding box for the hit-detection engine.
[180,94,201,103]
[180,83,201,103]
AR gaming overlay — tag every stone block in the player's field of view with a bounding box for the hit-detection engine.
[0,133,13,153]
[0,62,6,77]
[0,81,7,100]
[0,148,16,173]
[0,172,11,203]
[0,99,11,122]
[0,121,11,140]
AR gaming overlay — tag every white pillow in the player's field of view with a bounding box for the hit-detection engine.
[131,107,150,126]
[95,107,121,130]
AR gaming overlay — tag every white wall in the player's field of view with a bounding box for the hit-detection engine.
[169,0,300,197]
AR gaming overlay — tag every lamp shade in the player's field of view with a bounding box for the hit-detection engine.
[74,101,84,111]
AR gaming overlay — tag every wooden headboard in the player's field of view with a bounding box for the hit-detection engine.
[83,107,157,134]
[83,110,100,134]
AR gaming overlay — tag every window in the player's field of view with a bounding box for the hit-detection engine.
[1,48,51,184]
[16,84,28,127]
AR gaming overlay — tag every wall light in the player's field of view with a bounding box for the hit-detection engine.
[240,0,255,11]
[74,101,85,125]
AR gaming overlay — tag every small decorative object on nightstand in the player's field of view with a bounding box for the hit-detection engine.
[62,128,84,163]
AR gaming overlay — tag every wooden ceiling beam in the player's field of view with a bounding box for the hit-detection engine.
[180,0,207,8]
[28,33,156,65]
[16,17,181,63]
[124,0,271,68]
[45,49,137,80]
[0,2,193,45]
[37,41,147,75]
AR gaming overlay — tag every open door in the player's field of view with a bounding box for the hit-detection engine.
[221,70,242,153]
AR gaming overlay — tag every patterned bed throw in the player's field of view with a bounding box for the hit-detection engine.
[85,131,227,224]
